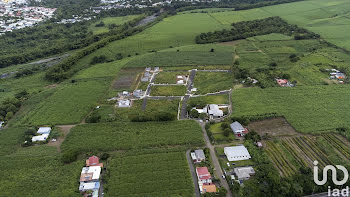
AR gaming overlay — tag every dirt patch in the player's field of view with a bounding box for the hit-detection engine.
[47,125,76,152]
[112,68,144,90]
[248,117,298,137]
[220,40,242,46]
[45,83,58,89]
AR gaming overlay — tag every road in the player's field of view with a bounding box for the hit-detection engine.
[199,122,233,197]
[186,150,201,197]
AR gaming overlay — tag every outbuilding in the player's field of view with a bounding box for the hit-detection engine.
[224,145,251,162]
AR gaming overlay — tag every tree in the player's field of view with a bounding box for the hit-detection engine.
[210,48,215,52]
[221,122,229,129]
[223,128,231,137]
[190,109,199,118]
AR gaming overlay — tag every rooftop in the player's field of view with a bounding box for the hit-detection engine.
[224,145,251,161]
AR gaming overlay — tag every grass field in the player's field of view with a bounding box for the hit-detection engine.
[105,149,194,197]
[61,120,204,153]
[189,94,229,105]
[150,85,187,96]
[232,85,350,133]
[89,15,141,34]
[193,72,234,94]
[154,71,188,84]
[209,122,235,143]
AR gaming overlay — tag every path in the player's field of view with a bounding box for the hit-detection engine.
[186,150,201,197]
[199,122,232,197]
[180,95,190,119]
[47,124,76,152]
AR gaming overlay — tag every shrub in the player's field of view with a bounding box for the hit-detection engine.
[190,109,199,118]
[223,128,231,137]
[62,150,78,164]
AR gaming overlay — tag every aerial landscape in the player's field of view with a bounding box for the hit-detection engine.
[1,0,350,196]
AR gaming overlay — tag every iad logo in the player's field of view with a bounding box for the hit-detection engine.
[313,160,349,186]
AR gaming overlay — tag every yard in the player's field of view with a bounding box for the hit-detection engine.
[209,122,236,144]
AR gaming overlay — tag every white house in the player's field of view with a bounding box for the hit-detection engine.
[224,145,251,161]
[32,134,49,142]
[230,121,248,137]
[37,127,51,135]
[80,166,101,182]
[118,99,130,107]
[207,104,223,119]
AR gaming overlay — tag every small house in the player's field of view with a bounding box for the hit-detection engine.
[133,89,143,98]
[86,156,103,167]
[122,91,129,96]
[191,149,205,163]
[230,121,248,137]
[196,167,212,185]
[141,76,149,82]
[0,121,4,129]
[276,79,289,87]
[145,67,151,72]
[79,181,100,192]
[144,71,151,77]
[37,127,51,135]
[32,134,49,142]
[207,104,223,119]
[154,67,159,72]
[234,166,255,182]
[177,80,184,85]
[224,145,251,162]
[118,100,130,108]
[80,166,101,182]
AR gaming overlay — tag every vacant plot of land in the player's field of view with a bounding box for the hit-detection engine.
[193,72,233,94]
[150,85,187,96]
[189,94,229,105]
[248,117,298,137]
[154,71,188,84]
[209,122,235,143]
[265,134,350,176]
[61,120,204,153]
[89,15,141,34]
[112,68,144,90]
[105,149,194,197]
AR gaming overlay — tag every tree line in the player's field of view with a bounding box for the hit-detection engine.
[195,17,320,44]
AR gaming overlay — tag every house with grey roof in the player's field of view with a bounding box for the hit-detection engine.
[191,149,205,163]
[233,166,255,183]
[230,121,248,137]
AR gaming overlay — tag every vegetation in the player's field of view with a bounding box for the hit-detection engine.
[193,72,234,94]
[150,85,187,96]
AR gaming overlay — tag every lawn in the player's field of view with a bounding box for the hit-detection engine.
[150,85,187,96]
[154,71,188,84]
[88,15,141,34]
[209,123,235,143]
[231,85,350,133]
[105,148,194,197]
[193,72,234,94]
[61,120,204,153]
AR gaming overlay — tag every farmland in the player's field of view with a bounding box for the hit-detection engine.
[105,149,194,197]
[154,71,188,84]
[61,120,204,153]
[193,72,234,94]
[150,85,187,96]
[265,133,350,177]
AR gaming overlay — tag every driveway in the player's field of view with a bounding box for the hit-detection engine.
[199,122,233,197]
[186,150,201,197]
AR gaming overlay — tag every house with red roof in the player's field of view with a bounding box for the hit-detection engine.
[196,167,212,185]
[86,156,103,168]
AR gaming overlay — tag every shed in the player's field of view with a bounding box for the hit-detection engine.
[224,145,251,161]
[37,127,51,134]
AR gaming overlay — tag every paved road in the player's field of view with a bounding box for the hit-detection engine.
[180,95,190,119]
[186,69,196,94]
[199,122,232,197]
[186,150,201,197]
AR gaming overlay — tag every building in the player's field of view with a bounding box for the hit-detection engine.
[0,121,4,129]
[79,182,100,197]
[191,149,205,163]
[145,67,151,72]
[118,99,130,107]
[230,121,248,137]
[196,167,212,185]
[202,184,217,193]
[154,67,160,72]
[276,79,294,87]
[80,166,101,182]
[141,76,149,82]
[37,127,51,134]
[86,156,103,167]
[234,166,255,182]
[133,89,143,98]
[122,91,129,96]
[224,145,251,162]
[206,104,223,119]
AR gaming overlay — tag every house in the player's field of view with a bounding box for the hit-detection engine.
[335,73,346,80]
[86,156,103,167]
[0,121,4,129]
[154,67,159,72]
[145,67,151,72]
[31,134,49,142]
[207,104,223,119]
[37,127,51,135]
[276,79,290,87]
[133,89,143,98]
[141,76,149,82]
[79,181,100,193]
[191,149,205,163]
[224,145,251,161]
[144,71,151,77]
[122,91,129,96]
[80,166,101,182]
[177,80,184,85]
[196,167,212,185]
[202,184,217,193]
[230,121,248,137]
[234,166,255,182]
[118,99,130,107]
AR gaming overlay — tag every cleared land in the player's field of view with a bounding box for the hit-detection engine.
[150,85,187,96]
[248,117,298,137]
[154,71,188,84]
[193,72,233,94]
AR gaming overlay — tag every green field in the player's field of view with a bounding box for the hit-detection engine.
[193,72,234,94]
[232,85,350,133]
[154,71,188,84]
[89,15,141,34]
[150,85,187,96]
[61,120,204,153]
[189,94,229,105]
[105,149,194,197]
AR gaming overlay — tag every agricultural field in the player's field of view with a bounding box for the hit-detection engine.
[105,149,194,197]
[150,85,187,96]
[189,94,229,105]
[111,68,144,91]
[232,85,350,133]
[0,146,82,197]
[265,133,350,176]
[193,72,234,94]
[61,120,204,153]
[89,15,141,34]
[154,71,188,84]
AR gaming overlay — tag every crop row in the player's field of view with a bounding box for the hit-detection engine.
[322,133,350,159]
[265,141,296,177]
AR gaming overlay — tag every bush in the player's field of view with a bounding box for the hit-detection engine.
[223,128,231,137]
[62,150,78,163]
[86,111,101,123]
[190,109,199,118]
[221,122,229,129]
[91,55,107,65]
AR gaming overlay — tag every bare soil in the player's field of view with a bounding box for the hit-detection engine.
[112,68,144,90]
[248,117,298,137]
[47,125,76,152]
